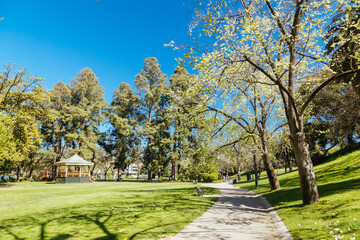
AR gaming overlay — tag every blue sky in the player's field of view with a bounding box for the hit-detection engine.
[0,0,194,103]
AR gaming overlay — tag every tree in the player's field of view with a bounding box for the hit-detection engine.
[41,81,72,178]
[326,3,360,96]
[0,63,49,179]
[109,82,139,181]
[135,57,169,181]
[186,0,360,205]
[276,130,294,173]
[168,66,208,180]
[69,68,107,162]
[190,69,282,190]
[307,81,360,150]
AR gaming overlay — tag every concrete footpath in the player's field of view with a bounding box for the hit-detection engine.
[172,182,293,240]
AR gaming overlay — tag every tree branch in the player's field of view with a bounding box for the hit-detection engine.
[300,68,360,115]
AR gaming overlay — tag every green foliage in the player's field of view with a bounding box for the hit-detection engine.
[135,57,171,179]
[181,152,220,182]
[200,172,221,182]
[168,66,209,179]
[69,68,107,161]
[109,83,139,177]
[0,64,50,174]
[326,3,360,96]
[42,68,107,173]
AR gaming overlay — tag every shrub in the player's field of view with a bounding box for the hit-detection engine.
[201,172,220,182]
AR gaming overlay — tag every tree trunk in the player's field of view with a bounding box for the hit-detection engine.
[16,164,21,182]
[27,157,35,180]
[258,128,280,191]
[285,151,293,172]
[177,163,181,175]
[262,153,280,190]
[117,168,122,182]
[290,131,320,205]
[351,75,360,97]
[171,161,176,181]
[236,159,241,182]
[253,153,257,176]
[258,167,262,179]
[157,168,161,182]
[104,168,108,181]
[147,169,152,181]
[52,139,62,179]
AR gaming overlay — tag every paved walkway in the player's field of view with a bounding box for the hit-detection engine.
[172,182,292,240]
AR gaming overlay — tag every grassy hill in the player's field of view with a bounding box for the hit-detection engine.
[235,150,360,239]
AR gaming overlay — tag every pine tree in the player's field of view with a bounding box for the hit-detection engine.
[135,57,169,181]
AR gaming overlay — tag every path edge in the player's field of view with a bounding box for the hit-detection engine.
[239,187,293,240]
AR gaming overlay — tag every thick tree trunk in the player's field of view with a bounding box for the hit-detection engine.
[104,168,108,181]
[262,153,280,190]
[279,80,320,204]
[171,161,176,181]
[147,169,152,181]
[27,157,35,180]
[177,163,181,175]
[117,168,122,181]
[290,131,320,205]
[16,164,21,182]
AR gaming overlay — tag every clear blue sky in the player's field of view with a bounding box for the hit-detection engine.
[0,0,194,103]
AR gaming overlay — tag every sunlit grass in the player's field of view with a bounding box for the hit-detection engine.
[0,182,219,240]
[235,150,360,239]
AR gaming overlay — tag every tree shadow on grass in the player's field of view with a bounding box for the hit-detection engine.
[128,222,186,240]
[261,177,360,209]
[3,226,26,240]
[49,234,73,240]
[73,210,117,239]
[0,186,218,240]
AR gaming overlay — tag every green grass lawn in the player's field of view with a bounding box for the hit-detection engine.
[235,150,360,239]
[0,182,219,240]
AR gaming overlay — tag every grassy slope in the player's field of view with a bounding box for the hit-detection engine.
[235,150,360,240]
[0,182,219,240]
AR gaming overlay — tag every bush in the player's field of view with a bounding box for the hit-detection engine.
[200,172,220,182]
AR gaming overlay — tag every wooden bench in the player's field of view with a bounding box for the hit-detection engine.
[195,186,206,197]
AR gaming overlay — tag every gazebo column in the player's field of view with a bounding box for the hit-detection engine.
[80,166,82,177]
[56,166,59,177]
[65,166,68,177]
[88,166,91,177]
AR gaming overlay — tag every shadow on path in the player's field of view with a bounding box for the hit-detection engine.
[172,182,293,240]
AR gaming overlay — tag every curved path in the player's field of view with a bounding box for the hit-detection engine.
[172,182,293,240]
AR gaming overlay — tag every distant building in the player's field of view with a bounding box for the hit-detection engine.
[124,164,139,175]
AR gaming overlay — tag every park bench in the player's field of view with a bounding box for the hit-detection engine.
[195,186,206,197]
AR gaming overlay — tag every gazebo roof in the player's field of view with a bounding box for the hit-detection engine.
[55,154,94,166]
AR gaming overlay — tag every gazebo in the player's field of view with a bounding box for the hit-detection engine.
[55,154,94,183]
